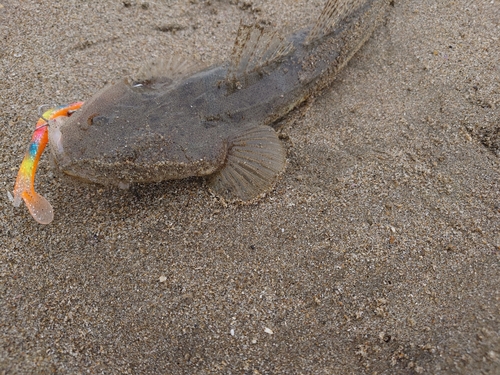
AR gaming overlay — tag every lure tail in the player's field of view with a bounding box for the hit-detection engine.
[12,102,83,224]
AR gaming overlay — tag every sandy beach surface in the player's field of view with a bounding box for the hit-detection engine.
[1,0,499,373]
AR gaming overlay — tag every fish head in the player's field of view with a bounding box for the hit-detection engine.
[48,79,229,187]
[48,81,130,175]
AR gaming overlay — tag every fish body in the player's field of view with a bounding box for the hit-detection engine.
[50,0,388,201]
[14,0,389,223]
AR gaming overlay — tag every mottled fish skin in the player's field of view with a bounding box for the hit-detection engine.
[49,0,389,201]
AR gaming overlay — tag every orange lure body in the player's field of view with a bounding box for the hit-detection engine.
[12,102,83,224]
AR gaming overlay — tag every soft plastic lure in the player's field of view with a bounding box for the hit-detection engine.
[12,102,83,224]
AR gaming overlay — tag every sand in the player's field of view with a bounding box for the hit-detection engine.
[0,0,499,373]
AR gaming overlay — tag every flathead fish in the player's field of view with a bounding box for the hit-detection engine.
[13,0,389,223]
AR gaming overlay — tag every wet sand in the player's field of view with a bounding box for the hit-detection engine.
[0,0,499,373]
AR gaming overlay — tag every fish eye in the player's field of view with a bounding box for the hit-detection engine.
[87,114,108,126]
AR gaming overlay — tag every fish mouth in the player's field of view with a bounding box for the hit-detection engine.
[48,117,65,155]
[47,118,80,172]
[47,101,84,164]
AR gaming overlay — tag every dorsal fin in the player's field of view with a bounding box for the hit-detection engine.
[227,23,293,88]
[305,0,366,44]
[131,55,205,86]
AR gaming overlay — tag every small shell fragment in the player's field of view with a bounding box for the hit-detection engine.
[264,327,274,335]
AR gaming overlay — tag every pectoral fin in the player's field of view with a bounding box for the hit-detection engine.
[207,125,286,202]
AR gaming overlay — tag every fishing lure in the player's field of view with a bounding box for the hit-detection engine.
[11,102,83,224]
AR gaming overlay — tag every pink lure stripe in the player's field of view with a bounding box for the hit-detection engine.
[13,102,84,224]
